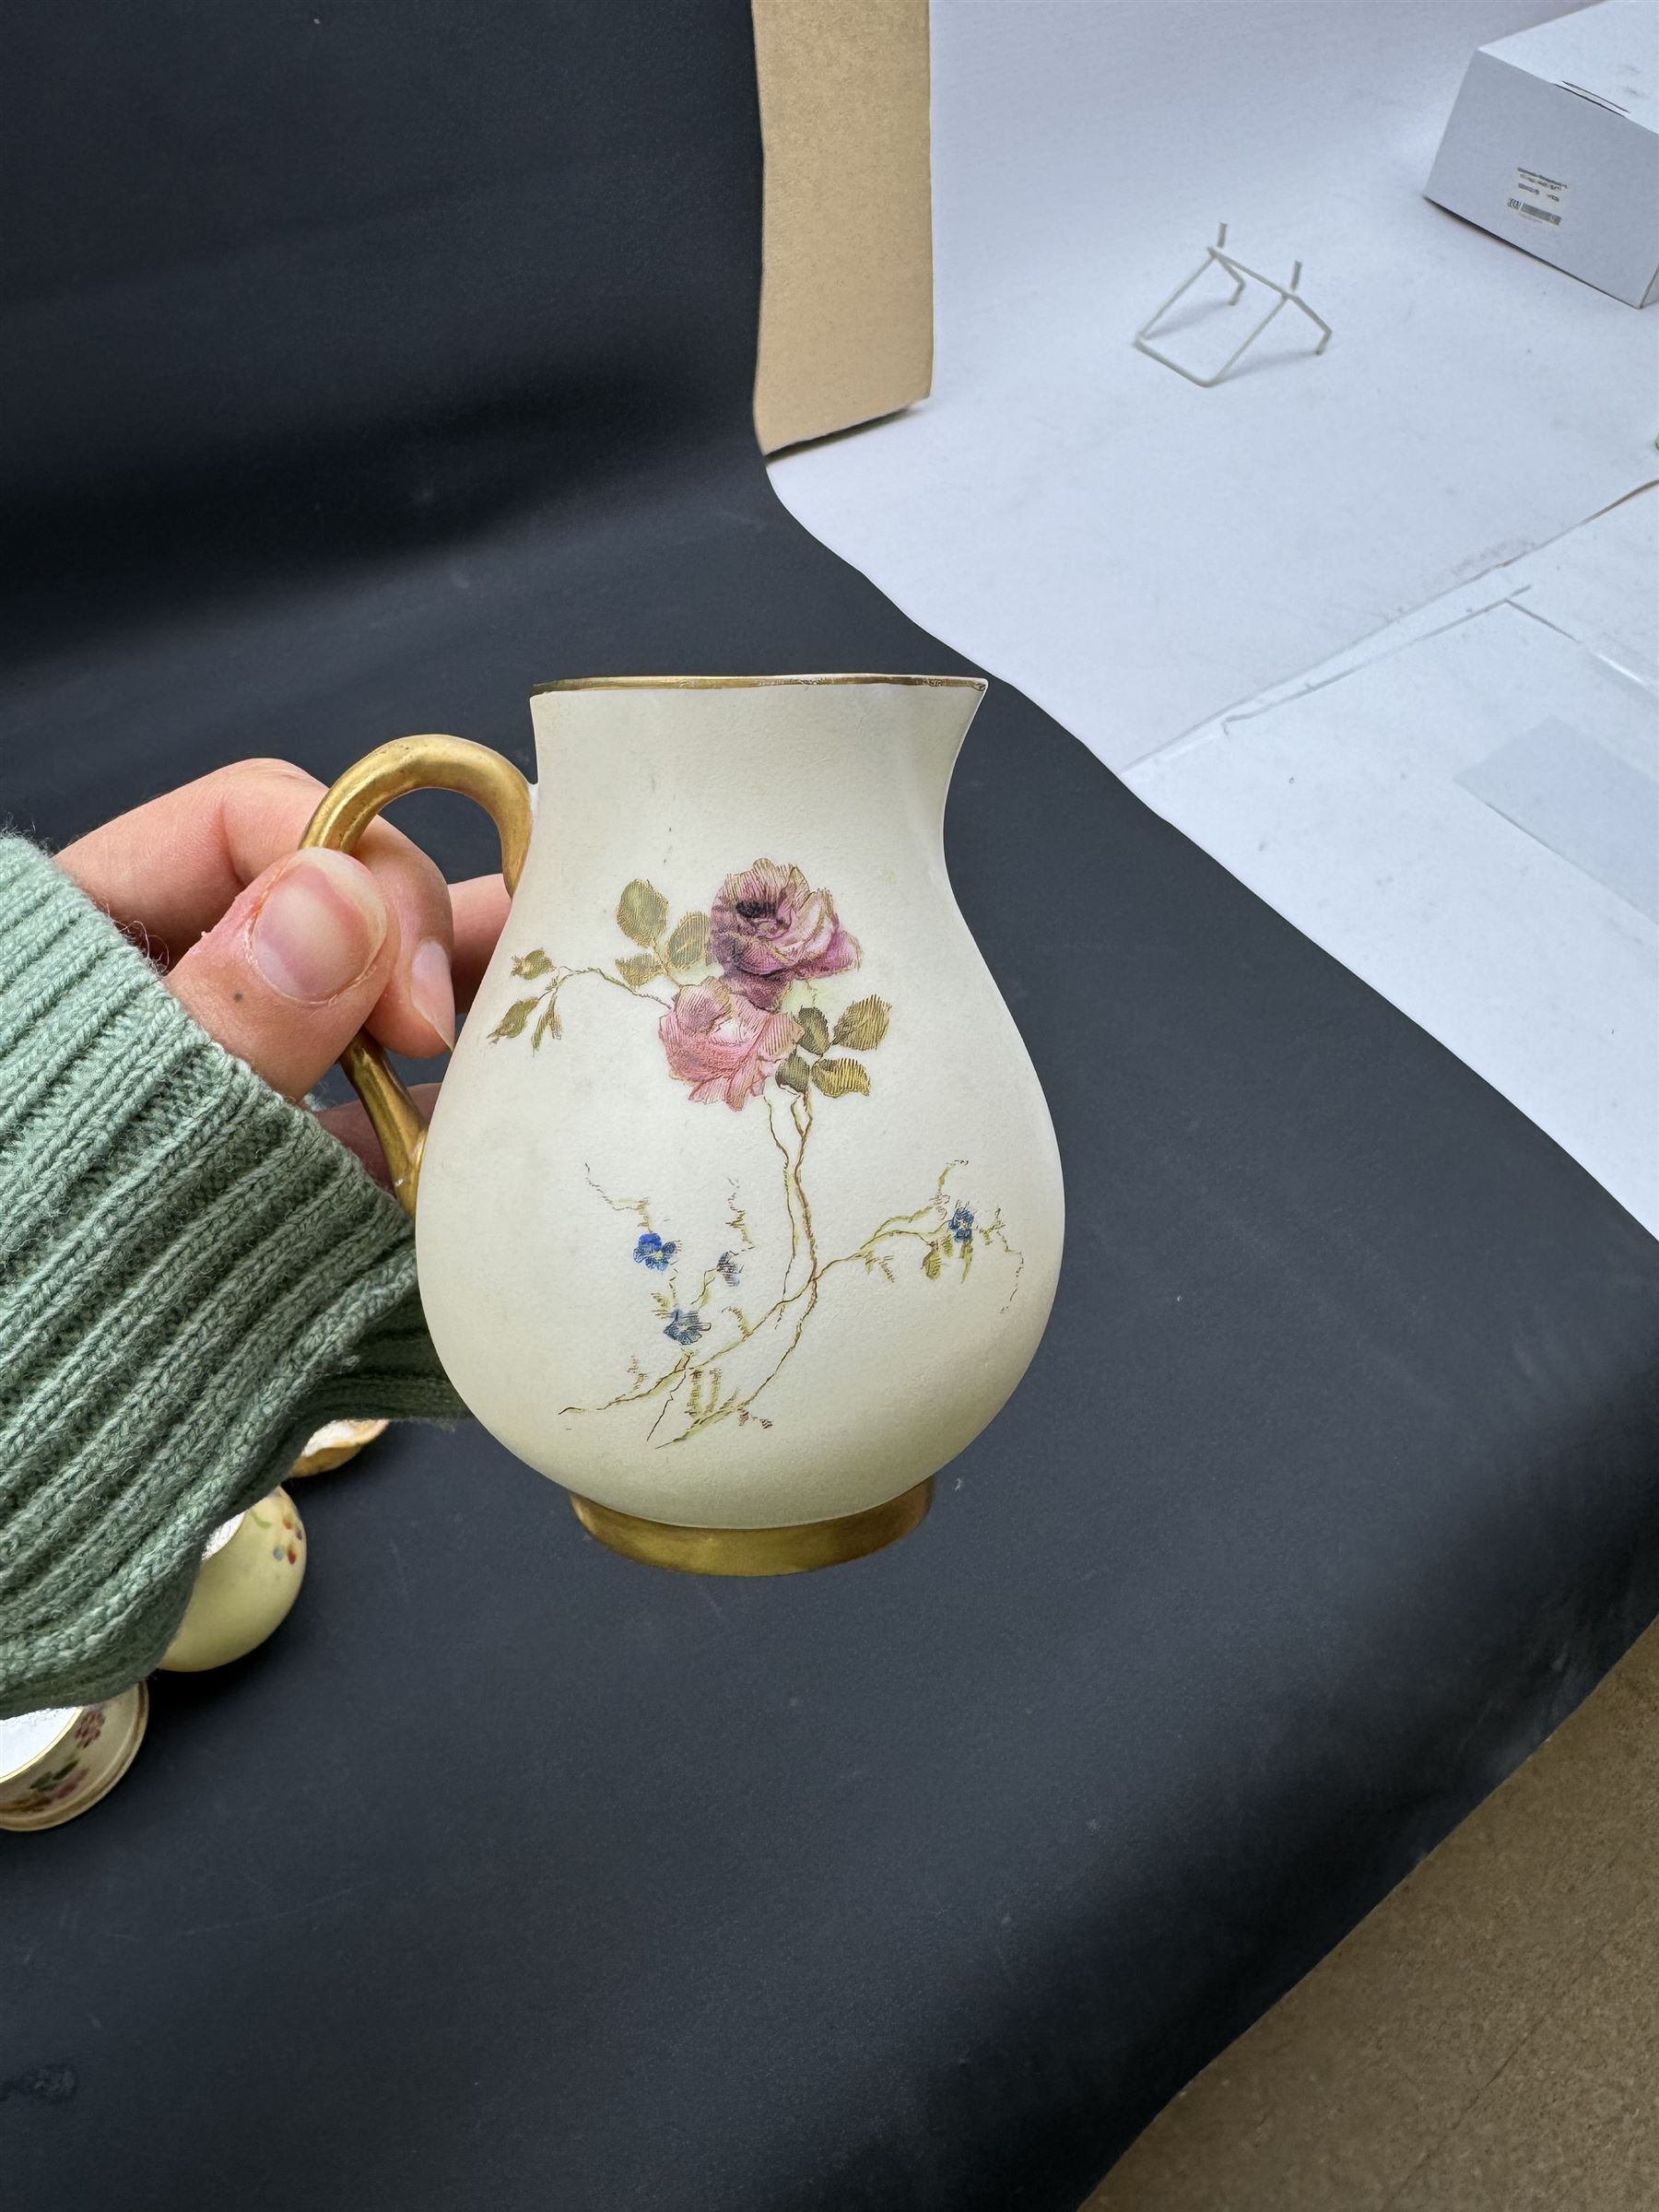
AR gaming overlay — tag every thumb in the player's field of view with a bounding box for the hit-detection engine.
[164,848,397,1100]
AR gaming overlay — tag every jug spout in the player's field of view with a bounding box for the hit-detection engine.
[529,673,988,862]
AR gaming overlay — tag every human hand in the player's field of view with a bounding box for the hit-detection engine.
[57,758,510,1179]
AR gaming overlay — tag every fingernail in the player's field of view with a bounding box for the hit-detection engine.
[409,936,455,1050]
[250,851,389,1004]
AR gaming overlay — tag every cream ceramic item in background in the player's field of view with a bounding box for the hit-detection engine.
[303,677,1064,1574]
[159,1486,306,1671]
[0,1684,149,1830]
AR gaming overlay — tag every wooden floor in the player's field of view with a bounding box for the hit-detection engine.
[1086,1620,1659,2211]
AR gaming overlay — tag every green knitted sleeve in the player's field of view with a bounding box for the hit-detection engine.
[0,835,467,1716]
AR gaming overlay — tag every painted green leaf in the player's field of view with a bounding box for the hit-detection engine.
[666,910,711,970]
[618,878,669,946]
[532,1000,560,1050]
[922,1248,942,1280]
[617,951,664,988]
[491,997,540,1040]
[775,1052,812,1094]
[811,1056,871,1099]
[832,995,891,1052]
[796,1006,830,1056]
[511,948,554,980]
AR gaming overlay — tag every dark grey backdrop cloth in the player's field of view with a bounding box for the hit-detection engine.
[2,7,1655,2209]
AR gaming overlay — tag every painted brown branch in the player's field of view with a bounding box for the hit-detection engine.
[508,922,1016,1440]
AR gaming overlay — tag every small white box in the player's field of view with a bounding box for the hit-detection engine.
[1426,1,1658,309]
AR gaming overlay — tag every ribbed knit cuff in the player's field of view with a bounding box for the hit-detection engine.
[0,836,467,1715]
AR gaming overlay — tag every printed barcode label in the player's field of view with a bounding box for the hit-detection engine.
[1510,165,1568,226]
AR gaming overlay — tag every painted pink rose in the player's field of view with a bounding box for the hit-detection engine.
[659,981,803,1111]
[708,860,859,1010]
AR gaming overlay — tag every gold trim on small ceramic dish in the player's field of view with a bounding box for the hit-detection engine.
[570,1477,933,1576]
[0,1683,149,1831]
[531,673,987,694]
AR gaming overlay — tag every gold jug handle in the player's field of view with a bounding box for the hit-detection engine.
[300,735,534,1214]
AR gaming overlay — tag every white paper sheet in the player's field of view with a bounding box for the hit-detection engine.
[770,0,1658,768]
[1124,500,1659,1231]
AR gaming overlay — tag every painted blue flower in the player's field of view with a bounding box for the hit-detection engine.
[947,1203,975,1246]
[715,1250,742,1287]
[664,1307,710,1347]
[634,1231,678,1271]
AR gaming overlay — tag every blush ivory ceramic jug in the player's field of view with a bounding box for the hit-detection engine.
[303,676,1064,1573]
